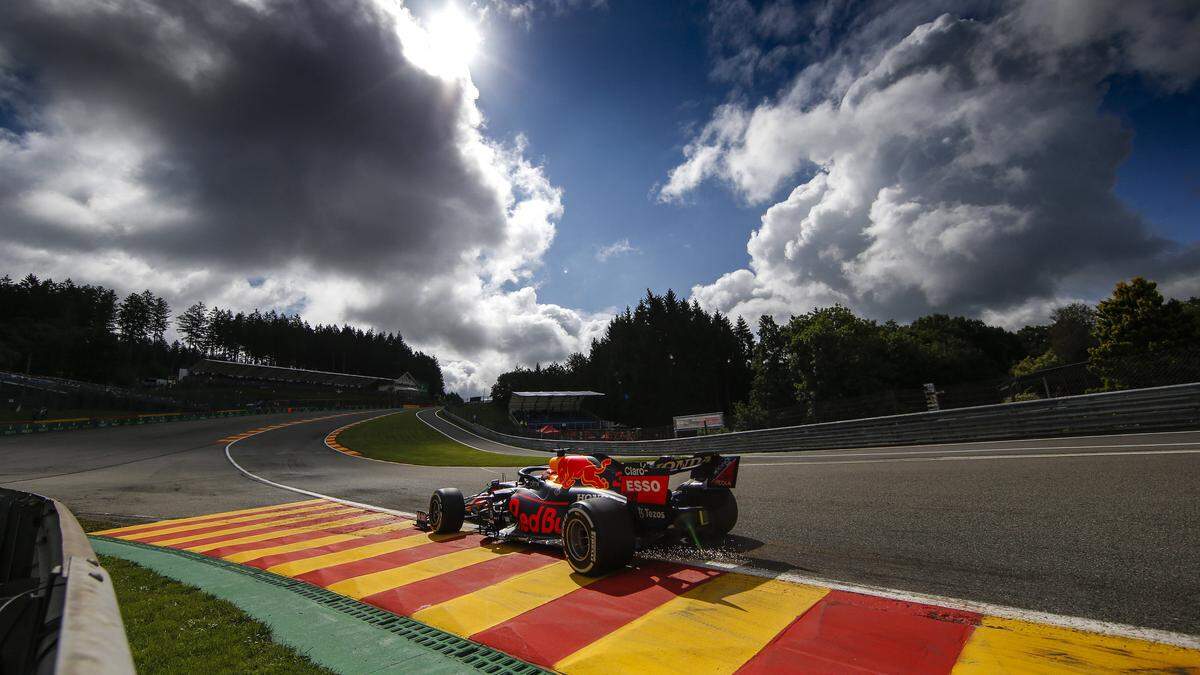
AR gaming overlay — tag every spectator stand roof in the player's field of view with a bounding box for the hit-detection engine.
[188,358,418,390]
[509,391,604,414]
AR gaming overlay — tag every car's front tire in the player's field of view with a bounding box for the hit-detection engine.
[562,498,634,576]
[428,488,465,534]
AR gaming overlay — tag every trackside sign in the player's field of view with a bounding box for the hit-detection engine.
[672,412,724,433]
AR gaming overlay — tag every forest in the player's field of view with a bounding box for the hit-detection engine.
[490,279,1200,429]
[0,274,445,395]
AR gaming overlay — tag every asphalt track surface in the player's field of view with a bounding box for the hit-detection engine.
[4,409,1198,634]
[414,408,548,456]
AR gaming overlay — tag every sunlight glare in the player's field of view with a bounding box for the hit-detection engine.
[426,4,482,74]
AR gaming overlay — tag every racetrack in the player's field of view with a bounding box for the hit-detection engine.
[5,409,1197,634]
[415,408,548,456]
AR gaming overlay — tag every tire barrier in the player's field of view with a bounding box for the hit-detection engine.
[0,489,134,674]
[1,405,375,437]
[441,382,1200,455]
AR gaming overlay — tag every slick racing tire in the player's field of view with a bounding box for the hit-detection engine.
[562,498,634,576]
[677,483,738,537]
[705,489,738,536]
[428,488,465,534]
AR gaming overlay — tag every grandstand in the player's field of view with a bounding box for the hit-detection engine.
[508,391,606,433]
[184,359,424,397]
[1,370,183,416]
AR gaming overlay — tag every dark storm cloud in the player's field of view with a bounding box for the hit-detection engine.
[0,0,603,395]
[0,0,503,277]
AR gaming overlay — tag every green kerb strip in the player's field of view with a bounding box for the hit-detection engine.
[91,536,546,675]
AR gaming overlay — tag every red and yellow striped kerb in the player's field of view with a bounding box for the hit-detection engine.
[216,413,352,445]
[325,425,361,457]
[94,500,1200,673]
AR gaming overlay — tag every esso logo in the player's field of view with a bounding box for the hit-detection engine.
[624,478,663,493]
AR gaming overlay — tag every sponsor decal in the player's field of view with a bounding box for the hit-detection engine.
[509,496,564,534]
[653,456,706,472]
[708,456,740,488]
[620,472,669,505]
[556,457,612,489]
[623,477,665,493]
[636,506,666,520]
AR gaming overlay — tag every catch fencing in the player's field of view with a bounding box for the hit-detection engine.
[442,381,1200,455]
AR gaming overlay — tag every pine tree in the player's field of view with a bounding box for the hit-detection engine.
[177,301,210,352]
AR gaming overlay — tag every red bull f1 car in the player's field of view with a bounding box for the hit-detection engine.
[416,450,740,575]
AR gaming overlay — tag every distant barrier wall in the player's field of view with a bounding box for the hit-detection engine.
[442,382,1200,455]
[1,404,376,436]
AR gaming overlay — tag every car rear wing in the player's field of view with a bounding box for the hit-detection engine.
[598,452,740,490]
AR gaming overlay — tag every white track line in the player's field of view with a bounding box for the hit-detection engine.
[224,416,1200,650]
[684,558,1200,650]
[321,410,417,466]
[427,408,550,455]
[759,428,1200,453]
[743,448,1200,466]
[428,409,1200,461]
[434,408,1200,447]
[755,441,1200,460]
[321,409,528,473]
[226,425,415,520]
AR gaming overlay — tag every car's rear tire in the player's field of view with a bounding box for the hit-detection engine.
[706,489,738,535]
[562,498,634,576]
[676,483,738,538]
[428,488,464,534]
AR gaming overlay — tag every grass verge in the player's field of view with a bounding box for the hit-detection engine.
[98,554,334,674]
[445,401,519,432]
[79,517,332,674]
[336,410,538,466]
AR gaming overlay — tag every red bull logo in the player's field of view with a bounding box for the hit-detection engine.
[550,456,611,489]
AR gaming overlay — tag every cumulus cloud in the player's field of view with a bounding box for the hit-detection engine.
[667,0,1200,327]
[0,0,606,395]
[595,238,639,262]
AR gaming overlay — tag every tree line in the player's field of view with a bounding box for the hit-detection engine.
[0,274,444,395]
[489,279,1200,429]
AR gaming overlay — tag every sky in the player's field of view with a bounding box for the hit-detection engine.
[1,0,1198,395]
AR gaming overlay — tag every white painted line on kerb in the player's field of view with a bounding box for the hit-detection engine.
[223,415,1200,652]
[677,558,1200,650]
[743,448,1200,466]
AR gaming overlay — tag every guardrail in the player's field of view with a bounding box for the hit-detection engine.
[441,382,1200,455]
[0,489,134,674]
[1,404,375,437]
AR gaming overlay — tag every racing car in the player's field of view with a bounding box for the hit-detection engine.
[417,450,740,575]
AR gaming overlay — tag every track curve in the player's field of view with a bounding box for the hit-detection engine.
[416,408,548,456]
[8,409,1198,633]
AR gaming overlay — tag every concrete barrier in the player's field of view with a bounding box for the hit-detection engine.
[0,489,134,674]
[442,382,1200,455]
